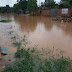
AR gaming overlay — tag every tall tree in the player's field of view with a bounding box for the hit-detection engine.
[44,0,59,8]
[45,2,55,8]
[6,5,10,10]
[59,0,72,8]
[18,0,28,10]
[13,0,28,13]
[13,3,19,12]
[27,0,37,14]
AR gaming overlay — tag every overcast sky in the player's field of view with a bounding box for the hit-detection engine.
[0,0,60,7]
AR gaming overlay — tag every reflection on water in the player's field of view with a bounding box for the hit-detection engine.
[0,14,72,59]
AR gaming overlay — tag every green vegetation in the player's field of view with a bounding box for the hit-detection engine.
[0,14,4,16]
[12,35,28,48]
[13,0,37,15]
[13,0,28,13]
[1,34,72,72]
[13,42,22,48]
[15,48,30,58]
[45,1,58,8]
[27,0,37,15]
[59,0,72,8]
[0,20,11,23]
[0,5,11,13]
[0,0,72,14]
[0,58,2,60]
[2,47,72,72]
[13,3,19,13]
[2,49,34,72]
[42,0,72,8]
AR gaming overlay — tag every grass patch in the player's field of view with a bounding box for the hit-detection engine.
[0,14,4,16]
[0,20,11,23]
[15,48,30,58]
[0,58,2,60]
[13,42,22,48]
[2,48,72,72]
[12,35,28,48]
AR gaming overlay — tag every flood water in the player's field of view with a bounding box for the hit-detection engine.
[0,14,72,61]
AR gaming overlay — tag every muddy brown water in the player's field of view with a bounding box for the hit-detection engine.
[0,14,72,65]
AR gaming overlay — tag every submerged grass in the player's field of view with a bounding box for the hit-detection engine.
[0,20,11,23]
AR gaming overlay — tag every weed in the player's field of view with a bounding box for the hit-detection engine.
[13,42,22,48]
[11,36,16,39]
[0,20,11,23]
[0,58,2,60]
[8,31,14,35]
[2,48,72,72]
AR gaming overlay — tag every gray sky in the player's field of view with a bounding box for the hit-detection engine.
[0,0,60,7]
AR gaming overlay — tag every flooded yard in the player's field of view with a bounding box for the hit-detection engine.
[0,14,72,64]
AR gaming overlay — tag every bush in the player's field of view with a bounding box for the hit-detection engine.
[0,20,11,22]
[2,48,72,72]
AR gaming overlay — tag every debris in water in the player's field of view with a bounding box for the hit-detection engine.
[0,47,8,55]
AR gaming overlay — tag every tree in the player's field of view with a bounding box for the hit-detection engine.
[45,0,54,3]
[59,2,71,8]
[45,1,56,8]
[13,0,28,13]
[59,0,72,8]
[41,2,44,7]
[13,3,19,12]
[6,5,10,10]
[27,0,37,14]
[18,0,28,10]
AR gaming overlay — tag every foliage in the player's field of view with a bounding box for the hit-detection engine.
[59,2,71,8]
[27,0,37,12]
[0,20,11,22]
[44,0,59,8]
[45,0,54,3]
[59,0,72,8]
[15,48,31,58]
[45,2,56,8]
[6,5,10,10]
[43,0,72,8]
[2,47,72,72]
[13,3,19,12]
[13,0,28,13]
[18,0,28,10]
[41,2,44,7]
[13,42,22,48]
[0,5,11,13]
[2,48,34,72]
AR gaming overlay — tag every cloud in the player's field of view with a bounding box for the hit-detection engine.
[55,0,60,3]
[0,0,17,7]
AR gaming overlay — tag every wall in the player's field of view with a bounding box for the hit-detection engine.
[41,9,50,16]
[41,8,71,17]
[58,8,71,17]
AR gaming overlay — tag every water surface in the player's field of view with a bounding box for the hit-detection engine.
[0,14,72,60]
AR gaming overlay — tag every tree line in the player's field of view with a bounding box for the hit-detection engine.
[42,0,72,8]
[0,0,72,14]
